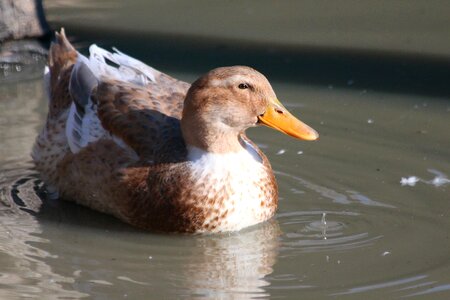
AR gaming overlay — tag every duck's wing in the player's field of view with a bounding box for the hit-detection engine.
[66,41,190,163]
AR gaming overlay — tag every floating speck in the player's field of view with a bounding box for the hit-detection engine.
[431,176,450,187]
[290,188,304,194]
[382,251,391,256]
[367,119,374,124]
[321,213,327,240]
[328,85,334,90]
[360,89,367,95]
[276,149,286,155]
[148,256,153,260]
[400,176,419,186]
[347,79,354,86]
[297,150,303,155]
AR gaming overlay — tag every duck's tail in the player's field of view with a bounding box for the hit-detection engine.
[45,28,78,118]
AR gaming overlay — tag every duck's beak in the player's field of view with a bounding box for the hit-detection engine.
[257,98,319,141]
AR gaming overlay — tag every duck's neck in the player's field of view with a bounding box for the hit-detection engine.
[182,123,246,154]
[186,136,263,165]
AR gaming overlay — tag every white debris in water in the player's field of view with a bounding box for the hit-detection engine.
[400,176,420,186]
[321,213,328,240]
[400,169,450,188]
[431,176,450,187]
[328,85,334,90]
[290,188,305,194]
[347,79,355,86]
[148,256,153,260]
[297,150,303,155]
[276,149,286,155]
[382,251,391,256]
[428,169,450,187]
[367,119,374,124]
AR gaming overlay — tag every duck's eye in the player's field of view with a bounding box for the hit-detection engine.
[238,83,249,89]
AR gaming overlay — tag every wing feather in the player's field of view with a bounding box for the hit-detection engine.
[65,44,189,162]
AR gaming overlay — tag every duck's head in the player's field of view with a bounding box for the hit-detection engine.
[181,66,319,153]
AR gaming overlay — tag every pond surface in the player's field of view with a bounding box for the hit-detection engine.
[1,1,450,299]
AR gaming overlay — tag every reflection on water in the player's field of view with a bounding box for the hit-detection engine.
[0,166,87,299]
[276,171,394,208]
[179,223,280,298]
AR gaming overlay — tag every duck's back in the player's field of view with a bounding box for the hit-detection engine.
[32,30,190,212]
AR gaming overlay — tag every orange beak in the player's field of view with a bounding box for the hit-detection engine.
[257,98,319,141]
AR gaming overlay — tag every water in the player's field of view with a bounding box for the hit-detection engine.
[1,1,450,299]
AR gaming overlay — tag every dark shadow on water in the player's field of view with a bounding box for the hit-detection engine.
[67,27,450,99]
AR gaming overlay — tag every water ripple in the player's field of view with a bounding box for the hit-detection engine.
[277,210,381,254]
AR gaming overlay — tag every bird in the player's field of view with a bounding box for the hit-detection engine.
[32,29,318,233]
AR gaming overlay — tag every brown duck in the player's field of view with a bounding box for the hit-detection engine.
[32,30,319,233]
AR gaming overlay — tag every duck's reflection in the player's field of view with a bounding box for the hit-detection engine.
[1,174,281,299]
[182,221,280,298]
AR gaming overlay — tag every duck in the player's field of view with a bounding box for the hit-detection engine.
[32,29,319,233]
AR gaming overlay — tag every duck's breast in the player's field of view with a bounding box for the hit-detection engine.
[186,145,277,232]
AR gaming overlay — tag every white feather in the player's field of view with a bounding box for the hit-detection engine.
[187,142,268,232]
[88,44,156,85]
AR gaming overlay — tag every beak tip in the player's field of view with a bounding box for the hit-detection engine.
[307,133,319,141]
[301,128,319,141]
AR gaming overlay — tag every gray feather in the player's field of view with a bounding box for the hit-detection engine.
[69,59,98,108]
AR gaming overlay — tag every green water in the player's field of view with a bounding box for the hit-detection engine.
[0,1,449,299]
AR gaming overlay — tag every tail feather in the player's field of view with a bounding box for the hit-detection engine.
[47,28,78,117]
